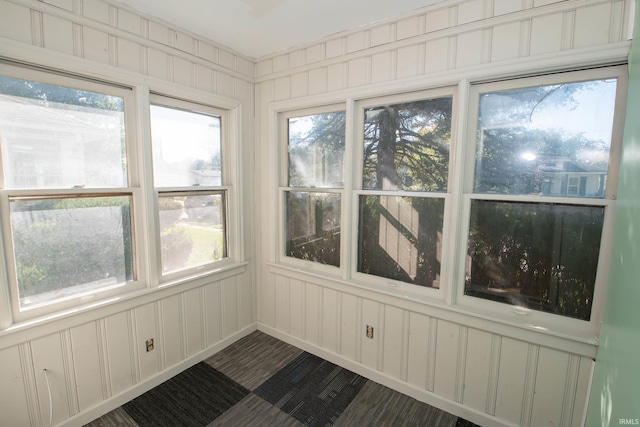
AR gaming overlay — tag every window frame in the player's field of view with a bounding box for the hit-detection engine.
[350,87,458,302]
[0,64,147,322]
[454,65,628,337]
[149,94,237,283]
[278,103,347,277]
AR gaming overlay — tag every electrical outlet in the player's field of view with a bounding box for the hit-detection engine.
[366,325,374,339]
[146,338,154,352]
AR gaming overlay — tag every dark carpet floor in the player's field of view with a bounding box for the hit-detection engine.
[85,331,479,427]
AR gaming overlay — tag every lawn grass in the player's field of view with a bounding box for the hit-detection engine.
[180,224,224,266]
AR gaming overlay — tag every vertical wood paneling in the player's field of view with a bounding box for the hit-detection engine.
[397,15,421,40]
[572,357,594,427]
[425,38,449,73]
[347,31,368,53]
[196,64,214,92]
[291,72,309,98]
[306,43,325,64]
[43,14,74,54]
[274,76,291,101]
[0,346,31,427]
[574,3,612,48]
[494,0,523,16]
[222,276,239,337]
[70,322,104,411]
[462,328,493,411]
[382,305,404,379]
[305,282,321,345]
[260,273,276,327]
[308,68,327,95]
[237,273,253,329]
[531,347,570,426]
[161,294,183,368]
[371,51,394,83]
[360,299,380,370]
[204,281,223,345]
[456,30,484,68]
[496,338,529,425]
[397,45,420,79]
[458,0,485,25]
[104,312,134,395]
[216,72,235,98]
[371,24,393,47]
[173,56,193,87]
[275,274,290,333]
[491,22,521,62]
[406,312,430,390]
[184,287,204,357]
[134,303,159,381]
[0,1,32,44]
[116,37,141,72]
[530,13,564,55]
[327,63,347,91]
[348,57,369,87]
[289,278,305,338]
[83,27,110,64]
[31,333,71,425]
[321,288,339,353]
[340,293,358,360]
[325,38,345,59]
[433,319,459,400]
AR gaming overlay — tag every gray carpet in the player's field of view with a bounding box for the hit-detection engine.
[86,331,476,427]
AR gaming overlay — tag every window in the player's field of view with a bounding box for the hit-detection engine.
[463,67,624,322]
[283,108,345,267]
[0,68,138,316]
[150,96,228,276]
[357,92,454,288]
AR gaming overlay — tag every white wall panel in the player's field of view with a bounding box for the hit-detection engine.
[458,0,485,25]
[274,76,291,101]
[305,282,321,345]
[31,333,72,425]
[0,346,31,427]
[275,274,290,332]
[494,337,528,424]
[371,51,394,83]
[196,63,214,92]
[326,38,345,59]
[222,276,240,337]
[82,26,110,64]
[347,31,368,54]
[426,7,451,33]
[104,312,135,395]
[116,37,141,72]
[382,305,405,380]
[216,72,235,98]
[491,22,521,62]
[134,303,159,381]
[397,15,422,40]
[339,293,358,360]
[530,13,564,55]
[574,3,613,48]
[348,57,369,88]
[161,294,183,368]
[406,312,430,391]
[172,56,193,87]
[321,288,339,352]
[291,72,309,98]
[308,68,327,95]
[456,30,484,68]
[147,48,169,80]
[370,24,393,47]
[531,346,570,426]
[0,0,32,43]
[289,278,305,338]
[42,13,74,55]
[327,63,347,91]
[204,281,224,346]
[462,328,493,412]
[360,298,381,370]
[397,45,421,79]
[82,0,109,24]
[70,322,104,411]
[433,319,460,401]
[184,288,205,357]
[117,8,140,35]
[425,37,450,73]
[306,43,325,64]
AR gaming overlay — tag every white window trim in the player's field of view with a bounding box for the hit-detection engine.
[149,93,241,284]
[0,64,147,323]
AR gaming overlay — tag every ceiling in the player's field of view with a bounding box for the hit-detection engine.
[114,0,448,59]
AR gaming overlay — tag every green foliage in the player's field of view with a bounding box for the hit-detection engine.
[160,226,194,272]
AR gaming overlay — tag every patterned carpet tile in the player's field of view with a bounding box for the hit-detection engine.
[333,380,458,427]
[84,407,139,427]
[123,362,250,427]
[254,352,368,427]
[207,393,306,427]
[205,330,304,390]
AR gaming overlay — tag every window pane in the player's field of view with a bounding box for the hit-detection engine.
[151,105,222,187]
[466,200,604,320]
[159,193,226,273]
[358,195,444,288]
[0,76,127,189]
[474,79,617,197]
[286,192,340,266]
[288,112,345,188]
[363,97,452,192]
[10,196,134,309]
